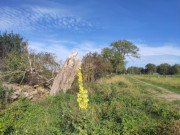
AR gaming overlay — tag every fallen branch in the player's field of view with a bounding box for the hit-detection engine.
[46,77,54,83]
[34,77,54,88]
[0,71,24,78]
[38,77,54,85]
[20,71,26,85]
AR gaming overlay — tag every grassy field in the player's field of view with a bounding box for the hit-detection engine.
[132,75,180,94]
[0,75,180,134]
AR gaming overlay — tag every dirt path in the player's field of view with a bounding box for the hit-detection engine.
[131,77,180,101]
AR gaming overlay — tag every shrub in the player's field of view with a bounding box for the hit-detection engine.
[0,81,12,109]
[82,52,113,82]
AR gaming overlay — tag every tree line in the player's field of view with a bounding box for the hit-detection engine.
[82,40,140,82]
[127,63,180,75]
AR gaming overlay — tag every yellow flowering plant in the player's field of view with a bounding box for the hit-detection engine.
[77,66,89,109]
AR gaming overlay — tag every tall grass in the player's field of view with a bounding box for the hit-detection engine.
[134,75,180,94]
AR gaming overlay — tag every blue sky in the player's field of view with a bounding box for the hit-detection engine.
[0,0,180,67]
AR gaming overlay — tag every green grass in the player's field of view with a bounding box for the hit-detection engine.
[0,76,180,134]
[173,100,180,105]
[133,75,180,94]
[126,76,163,94]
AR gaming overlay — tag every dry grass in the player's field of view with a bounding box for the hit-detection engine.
[171,120,180,135]
[97,75,132,86]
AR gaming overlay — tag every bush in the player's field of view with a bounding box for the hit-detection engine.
[82,52,113,82]
[0,81,12,109]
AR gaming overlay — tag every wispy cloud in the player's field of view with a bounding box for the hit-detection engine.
[29,40,101,62]
[126,42,180,67]
[0,6,93,32]
[137,43,180,56]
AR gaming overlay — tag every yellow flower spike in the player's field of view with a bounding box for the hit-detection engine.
[77,66,89,110]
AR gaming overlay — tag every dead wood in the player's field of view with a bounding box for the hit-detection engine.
[50,52,81,95]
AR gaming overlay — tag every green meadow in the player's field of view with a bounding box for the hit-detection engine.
[0,75,180,135]
[133,75,180,94]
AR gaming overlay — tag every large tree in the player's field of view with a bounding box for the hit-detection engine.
[101,48,113,61]
[110,40,140,58]
[102,40,139,73]
[157,63,171,75]
[110,51,126,73]
[0,31,27,59]
[169,64,180,75]
[145,63,156,74]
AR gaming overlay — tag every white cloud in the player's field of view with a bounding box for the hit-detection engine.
[137,43,180,56]
[0,6,93,31]
[29,40,101,62]
[73,41,102,58]
[29,41,71,61]
[126,43,180,67]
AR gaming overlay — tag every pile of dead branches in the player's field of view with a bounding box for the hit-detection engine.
[0,50,61,88]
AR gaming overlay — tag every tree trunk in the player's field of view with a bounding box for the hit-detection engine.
[50,52,81,95]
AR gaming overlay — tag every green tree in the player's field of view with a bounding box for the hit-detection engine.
[157,63,171,75]
[110,40,140,58]
[102,40,139,73]
[169,64,180,75]
[145,63,156,74]
[101,48,113,61]
[140,67,145,74]
[110,51,125,73]
[127,67,134,74]
[127,66,145,74]
[0,31,27,59]
[169,65,178,75]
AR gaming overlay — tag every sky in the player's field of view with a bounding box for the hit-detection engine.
[0,0,180,68]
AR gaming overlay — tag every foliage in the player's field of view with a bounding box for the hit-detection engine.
[169,64,180,75]
[3,50,29,83]
[0,76,179,134]
[0,31,27,59]
[127,66,145,74]
[110,51,126,73]
[82,52,113,82]
[0,81,13,109]
[157,63,171,75]
[110,40,140,58]
[128,64,180,75]
[145,63,157,74]
[101,40,139,74]
[101,47,113,61]
[0,97,32,134]
[0,32,61,85]
[5,50,28,71]
[29,51,61,80]
[0,31,28,83]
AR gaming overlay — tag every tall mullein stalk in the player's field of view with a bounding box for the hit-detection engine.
[77,66,89,109]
